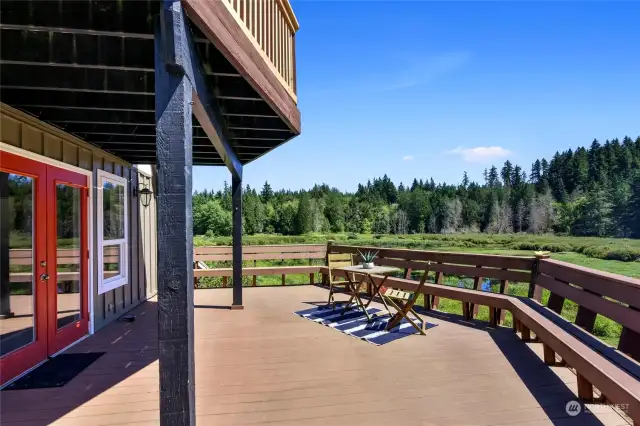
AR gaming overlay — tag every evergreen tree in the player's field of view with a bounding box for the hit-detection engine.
[461,171,470,189]
[488,166,500,188]
[624,171,640,237]
[501,160,513,187]
[530,160,542,185]
[260,181,273,202]
[191,134,639,239]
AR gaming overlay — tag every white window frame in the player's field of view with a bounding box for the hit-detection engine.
[97,170,129,294]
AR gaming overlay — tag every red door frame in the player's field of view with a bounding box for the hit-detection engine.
[0,151,90,385]
[46,166,89,355]
[0,151,48,385]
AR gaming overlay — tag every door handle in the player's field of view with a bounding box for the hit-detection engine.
[40,273,50,281]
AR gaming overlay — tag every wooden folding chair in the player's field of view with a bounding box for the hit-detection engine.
[381,262,432,335]
[326,253,361,309]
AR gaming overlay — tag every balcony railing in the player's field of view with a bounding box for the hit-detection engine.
[221,0,299,101]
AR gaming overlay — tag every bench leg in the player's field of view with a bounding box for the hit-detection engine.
[489,307,497,328]
[462,302,471,321]
[520,324,531,342]
[577,373,594,402]
[543,343,556,365]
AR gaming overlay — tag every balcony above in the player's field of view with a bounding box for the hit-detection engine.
[0,0,301,166]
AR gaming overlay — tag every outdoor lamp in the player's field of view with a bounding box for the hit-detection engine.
[134,186,154,208]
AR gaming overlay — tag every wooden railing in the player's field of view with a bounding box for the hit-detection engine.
[221,0,299,99]
[194,244,325,286]
[537,259,640,361]
[329,243,535,317]
[324,244,640,422]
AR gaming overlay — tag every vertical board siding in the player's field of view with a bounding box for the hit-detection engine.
[92,154,106,324]
[21,125,43,153]
[1,115,21,146]
[130,172,140,305]
[0,106,157,333]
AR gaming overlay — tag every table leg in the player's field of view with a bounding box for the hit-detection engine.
[365,275,392,315]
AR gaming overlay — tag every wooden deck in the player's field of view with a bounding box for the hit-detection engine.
[0,286,632,426]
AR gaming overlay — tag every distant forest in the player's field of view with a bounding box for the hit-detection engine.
[193,136,640,239]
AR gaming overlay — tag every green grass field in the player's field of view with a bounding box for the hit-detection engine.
[194,232,639,347]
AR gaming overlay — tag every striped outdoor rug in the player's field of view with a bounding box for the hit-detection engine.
[294,304,438,346]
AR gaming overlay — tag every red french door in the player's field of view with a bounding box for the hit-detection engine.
[0,151,89,386]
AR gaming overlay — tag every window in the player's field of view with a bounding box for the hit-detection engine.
[97,170,128,294]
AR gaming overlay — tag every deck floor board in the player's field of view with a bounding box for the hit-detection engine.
[0,286,630,426]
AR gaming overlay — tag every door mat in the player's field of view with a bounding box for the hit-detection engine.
[3,352,105,390]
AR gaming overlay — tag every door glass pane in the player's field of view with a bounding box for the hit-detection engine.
[0,172,35,357]
[103,244,122,282]
[56,184,82,330]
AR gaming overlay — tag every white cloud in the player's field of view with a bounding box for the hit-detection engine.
[448,146,512,164]
[402,155,414,161]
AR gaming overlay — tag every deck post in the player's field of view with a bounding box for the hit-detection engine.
[0,172,13,319]
[231,175,243,308]
[155,3,196,425]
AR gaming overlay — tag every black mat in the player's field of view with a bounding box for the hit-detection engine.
[3,352,105,390]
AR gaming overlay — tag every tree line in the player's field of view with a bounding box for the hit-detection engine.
[193,136,640,238]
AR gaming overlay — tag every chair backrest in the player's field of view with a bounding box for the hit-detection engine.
[327,253,353,284]
[327,253,353,268]
[383,261,432,299]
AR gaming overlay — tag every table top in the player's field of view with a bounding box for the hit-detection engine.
[337,264,399,275]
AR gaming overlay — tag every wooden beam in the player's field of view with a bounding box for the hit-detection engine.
[0,59,241,77]
[232,175,243,308]
[160,0,243,180]
[156,3,196,425]
[0,23,154,39]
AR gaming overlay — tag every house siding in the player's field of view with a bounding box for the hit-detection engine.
[0,103,158,331]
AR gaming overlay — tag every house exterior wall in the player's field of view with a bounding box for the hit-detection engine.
[0,103,158,332]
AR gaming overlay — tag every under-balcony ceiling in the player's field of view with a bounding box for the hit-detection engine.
[0,0,301,166]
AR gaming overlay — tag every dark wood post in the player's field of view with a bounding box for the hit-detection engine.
[0,172,14,319]
[155,3,195,424]
[528,255,546,301]
[231,175,243,309]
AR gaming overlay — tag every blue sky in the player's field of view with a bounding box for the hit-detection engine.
[193,1,640,193]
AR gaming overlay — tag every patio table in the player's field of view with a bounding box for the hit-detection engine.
[335,265,399,322]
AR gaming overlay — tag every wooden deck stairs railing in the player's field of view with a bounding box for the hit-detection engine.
[191,242,640,423]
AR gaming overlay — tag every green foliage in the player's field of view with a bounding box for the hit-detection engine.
[193,198,231,236]
[192,135,640,245]
[294,194,312,234]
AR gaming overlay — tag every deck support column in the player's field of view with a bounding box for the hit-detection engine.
[231,175,243,309]
[156,3,196,425]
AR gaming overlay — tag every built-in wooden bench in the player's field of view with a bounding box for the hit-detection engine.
[325,244,640,424]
